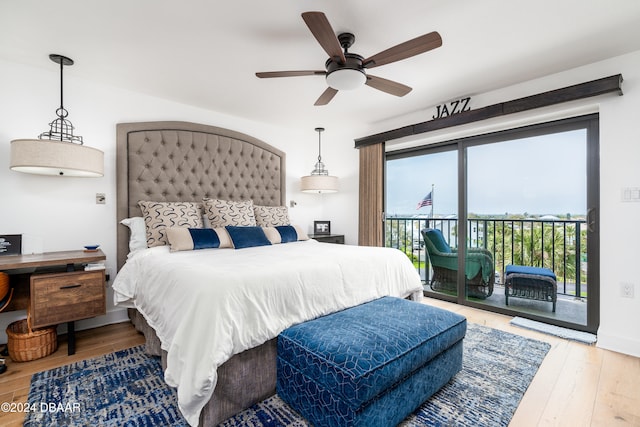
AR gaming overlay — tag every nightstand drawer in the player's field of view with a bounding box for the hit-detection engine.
[30,270,106,328]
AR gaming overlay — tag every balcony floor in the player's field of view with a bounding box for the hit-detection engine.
[425,284,587,326]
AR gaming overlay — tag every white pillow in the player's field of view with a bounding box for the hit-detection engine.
[120,217,147,253]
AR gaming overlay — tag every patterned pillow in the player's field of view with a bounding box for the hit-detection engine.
[165,227,232,251]
[253,205,290,227]
[138,201,203,247]
[203,198,256,227]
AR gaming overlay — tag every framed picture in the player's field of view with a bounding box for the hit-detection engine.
[0,234,22,256]
[313,221,331,235]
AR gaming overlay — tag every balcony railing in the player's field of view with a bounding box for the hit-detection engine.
[385,216,587,298]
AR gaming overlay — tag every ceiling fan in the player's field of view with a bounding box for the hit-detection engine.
[256,11,442,106]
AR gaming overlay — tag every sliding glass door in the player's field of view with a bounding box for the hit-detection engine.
[385,114,599,333]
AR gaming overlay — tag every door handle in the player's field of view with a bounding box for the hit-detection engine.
[587,208,596,233]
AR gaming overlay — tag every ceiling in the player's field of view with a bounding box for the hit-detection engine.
[2,0,640,137]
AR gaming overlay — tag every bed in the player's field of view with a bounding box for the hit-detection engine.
[113,121,423,426]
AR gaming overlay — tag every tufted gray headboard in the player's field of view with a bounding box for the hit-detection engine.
[116,121,286,270]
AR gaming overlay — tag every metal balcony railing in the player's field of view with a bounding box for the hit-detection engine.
[385,216,587,298]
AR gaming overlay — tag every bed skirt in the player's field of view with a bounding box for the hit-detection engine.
[128,309,277,426]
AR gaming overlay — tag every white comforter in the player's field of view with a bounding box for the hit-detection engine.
[112,240,422,426]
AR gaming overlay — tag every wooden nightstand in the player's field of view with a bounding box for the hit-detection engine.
[0,250,106,355]
[309,234,345,244]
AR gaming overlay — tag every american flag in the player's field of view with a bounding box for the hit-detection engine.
[416,191,433,209]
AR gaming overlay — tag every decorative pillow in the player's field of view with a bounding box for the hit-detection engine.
[138,201,203,247]
[225,226,272,249]
[203,199,256,228]
[253,205,290,227]
[292,225,310,241]
[263,225,310,244]
[262,227,282,244]
[165,227,232,251]
[276,225,299,243]
[120,217,147,253]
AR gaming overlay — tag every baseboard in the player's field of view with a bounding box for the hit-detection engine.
[596,328,640,358]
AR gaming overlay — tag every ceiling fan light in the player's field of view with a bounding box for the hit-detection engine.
[326,68,366,91]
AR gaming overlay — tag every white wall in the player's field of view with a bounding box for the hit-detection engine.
[0,58,359,342]
[381,50,640,357]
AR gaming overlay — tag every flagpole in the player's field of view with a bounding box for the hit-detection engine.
[430,184,434,219]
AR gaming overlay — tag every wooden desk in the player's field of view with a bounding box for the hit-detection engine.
[0,250,106,355]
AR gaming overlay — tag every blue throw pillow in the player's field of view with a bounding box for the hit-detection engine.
[275,225,298,243]
[189,228,220,250]
[226,226,272,249]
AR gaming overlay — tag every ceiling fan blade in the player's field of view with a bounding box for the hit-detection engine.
[256,71,325,78]
[314,87,338,106]
[363,31,442,69]
[365,75,412,97]
[302,12,346,64]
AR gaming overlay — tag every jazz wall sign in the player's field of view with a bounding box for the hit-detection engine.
[432,97,471,120]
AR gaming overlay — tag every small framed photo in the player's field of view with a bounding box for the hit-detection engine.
[0,234,22,256]
[313,221,331,235]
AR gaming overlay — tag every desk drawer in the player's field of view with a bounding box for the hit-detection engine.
[30,270,105,328]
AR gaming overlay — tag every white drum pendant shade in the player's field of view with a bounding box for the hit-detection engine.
[8,54,104,178]
[301,175,339,193]
[10,139,104,177]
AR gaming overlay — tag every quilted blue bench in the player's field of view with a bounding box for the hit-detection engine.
[277,296,467,427]
[505,264,557,312]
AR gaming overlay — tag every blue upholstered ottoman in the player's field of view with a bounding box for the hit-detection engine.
[277,296,467,427]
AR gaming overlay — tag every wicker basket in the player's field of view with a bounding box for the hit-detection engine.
[6,315,57,362]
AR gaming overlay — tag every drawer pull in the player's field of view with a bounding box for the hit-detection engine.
[60,284,82,290]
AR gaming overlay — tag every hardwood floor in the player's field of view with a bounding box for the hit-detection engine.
[0,300,638,426]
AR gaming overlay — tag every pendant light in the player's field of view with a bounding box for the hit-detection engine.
[300,127,338,193]
[10,54,104,177]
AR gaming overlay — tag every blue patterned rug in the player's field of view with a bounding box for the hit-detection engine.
[25,323,550,426]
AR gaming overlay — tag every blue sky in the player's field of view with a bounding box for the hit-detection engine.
[386,129,587,217]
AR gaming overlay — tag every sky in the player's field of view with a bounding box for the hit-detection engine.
[386,129,587,217]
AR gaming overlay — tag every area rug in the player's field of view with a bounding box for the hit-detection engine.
[510,316,597,344]
[24,323,550,427]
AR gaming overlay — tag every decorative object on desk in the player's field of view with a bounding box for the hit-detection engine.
[83,244,100,252]
[0,272,13,313]
[6,315,57,362]
[84,262,106,271]
[300,127,339,193]
[313,220,331,235]
[0,234,22,256]
[10,54,104,177]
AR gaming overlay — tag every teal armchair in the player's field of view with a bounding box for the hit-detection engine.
[421,228,494,299]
